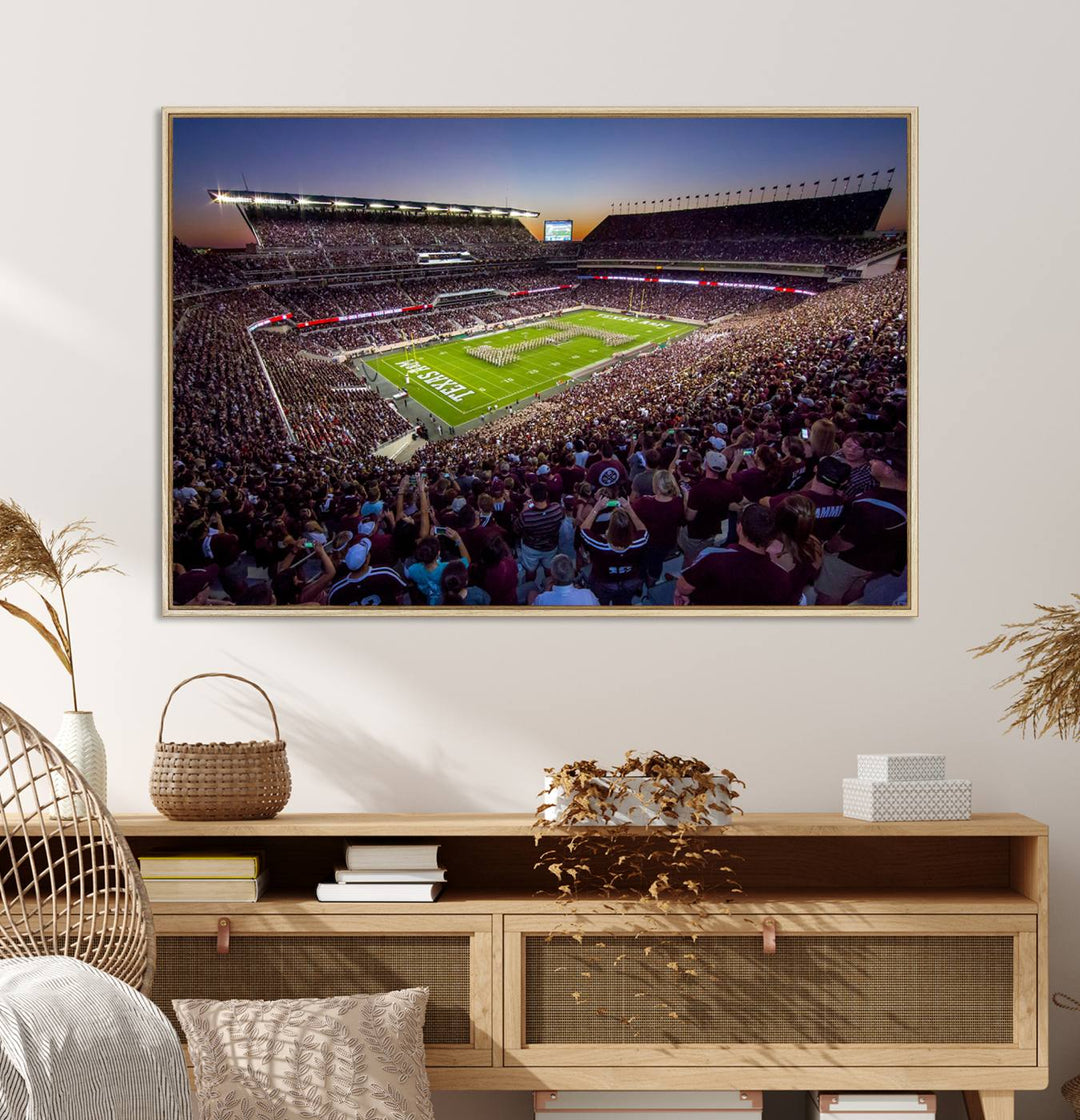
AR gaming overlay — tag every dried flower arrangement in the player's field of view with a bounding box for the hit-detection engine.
[0,499,118,710]
[971,594,1080,738]
[533,752,744,1033]
[535,751,743,905]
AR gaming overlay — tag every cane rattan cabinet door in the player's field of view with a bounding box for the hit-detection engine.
[504,913,1037,1068]
[153,914,492,1066]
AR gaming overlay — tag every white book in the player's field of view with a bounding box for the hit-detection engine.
[316,882,444,903]
[344,843,441,870]
[335,867,446,884]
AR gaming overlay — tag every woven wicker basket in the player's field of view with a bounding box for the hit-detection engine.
[150,673,291,821]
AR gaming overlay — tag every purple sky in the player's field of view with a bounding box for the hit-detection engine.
[172,114,909,247]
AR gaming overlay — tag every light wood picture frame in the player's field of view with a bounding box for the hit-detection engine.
[163,107,916,616]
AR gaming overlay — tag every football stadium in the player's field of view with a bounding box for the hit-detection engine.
[171,160,909,611]
[366,309,696,428]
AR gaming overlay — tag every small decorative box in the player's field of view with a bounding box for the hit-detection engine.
[842,778,972,822]
[857,754,946,782]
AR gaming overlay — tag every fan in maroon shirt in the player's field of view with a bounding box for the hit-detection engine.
[684,451,741,542]
[557,452,586,494]
[632,469,684,580]
[834,454,908,573]
[586,443,628,491]
[675,505,790,607]
[475,535,519,606]
[768,455,850,542]
[326,540,407,606]
[730,445,785,503]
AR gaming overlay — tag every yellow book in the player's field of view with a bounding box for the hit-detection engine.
[139,851,263,879]
[145,871,269,903]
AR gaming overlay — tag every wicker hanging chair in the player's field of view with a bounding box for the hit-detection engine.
[0,701,154,995]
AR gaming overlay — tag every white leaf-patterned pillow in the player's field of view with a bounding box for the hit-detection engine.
[174,987,433,1120]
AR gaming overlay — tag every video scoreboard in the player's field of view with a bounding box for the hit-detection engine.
[544,219,573,242]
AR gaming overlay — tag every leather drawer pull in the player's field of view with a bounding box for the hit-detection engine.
[762,917,777,955]
[217,917,231,955]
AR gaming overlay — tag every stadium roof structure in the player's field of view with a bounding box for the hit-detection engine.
[208,189,539,218]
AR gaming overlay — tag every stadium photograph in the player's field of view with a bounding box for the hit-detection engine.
[165,110,913,614]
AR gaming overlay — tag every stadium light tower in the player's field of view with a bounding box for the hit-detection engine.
[842,176,851,194]
[725,191,730,206]
[830,177,838,195]
[799,182,805,198]
[871,170,880,191]
[785,184,791,199]
[813,180,820,196]
[886,167,896,187]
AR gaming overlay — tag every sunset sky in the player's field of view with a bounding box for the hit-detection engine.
[172,114,909,247]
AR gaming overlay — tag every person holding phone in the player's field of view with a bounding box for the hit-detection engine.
[405,527,471,606]
[729,444,785,503]
[578,496,649,606]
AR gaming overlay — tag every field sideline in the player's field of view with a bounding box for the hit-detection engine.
[362,308,694,427]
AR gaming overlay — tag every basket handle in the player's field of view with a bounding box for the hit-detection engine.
[158,673,281,743]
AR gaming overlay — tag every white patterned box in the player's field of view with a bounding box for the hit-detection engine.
[857,754,946,782]
[842,778,972,822]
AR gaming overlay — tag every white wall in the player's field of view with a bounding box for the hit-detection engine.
[2,2,1078,1118]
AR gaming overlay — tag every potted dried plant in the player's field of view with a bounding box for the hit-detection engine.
[534,752,744,1034]
[972,594,1080,738]
[0,499,118,805]
[973,596,1079,1116]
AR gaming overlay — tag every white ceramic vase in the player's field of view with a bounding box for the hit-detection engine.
[54,711,107,814]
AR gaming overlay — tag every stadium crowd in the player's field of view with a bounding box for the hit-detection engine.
[171,269,908,609]
[581,191,904,266]
[246,210,547,264]
[572,278,816,321]
[581,233,901,266]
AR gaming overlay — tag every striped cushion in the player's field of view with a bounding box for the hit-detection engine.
[0,956,191,1119]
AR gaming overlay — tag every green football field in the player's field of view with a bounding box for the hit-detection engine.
[364,308,694,426]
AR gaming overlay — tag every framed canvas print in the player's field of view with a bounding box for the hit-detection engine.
[163,107,915,615]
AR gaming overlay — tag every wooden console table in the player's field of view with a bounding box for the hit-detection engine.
[109,812,1047,1118]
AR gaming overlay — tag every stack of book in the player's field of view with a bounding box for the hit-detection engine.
[843,753,972,822]
[316,842,445,903]
[139,851,269,902]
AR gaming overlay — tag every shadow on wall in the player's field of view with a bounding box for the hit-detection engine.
[219,663,501,813]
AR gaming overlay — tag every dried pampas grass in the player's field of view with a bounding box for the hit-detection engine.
[971,594,1080,739]
[0,499,118,710]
